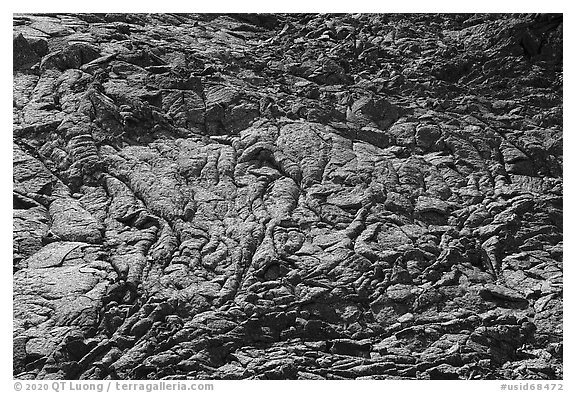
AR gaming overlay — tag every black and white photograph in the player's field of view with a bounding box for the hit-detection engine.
[11,8,564,388]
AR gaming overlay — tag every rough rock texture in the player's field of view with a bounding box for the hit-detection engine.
[13,13,562,380]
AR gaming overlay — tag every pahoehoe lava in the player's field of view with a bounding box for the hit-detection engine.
[13,13,562,380]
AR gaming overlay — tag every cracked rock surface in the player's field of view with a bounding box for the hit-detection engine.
[13,13,562,380]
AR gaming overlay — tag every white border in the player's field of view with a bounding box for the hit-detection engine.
[4,4,571,391]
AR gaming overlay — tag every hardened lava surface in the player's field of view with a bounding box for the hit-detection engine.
[13,13,562,380]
